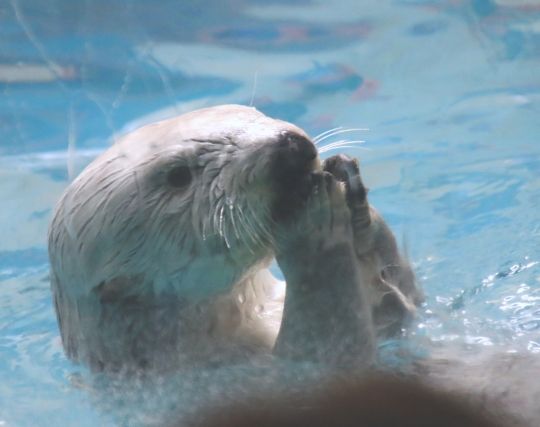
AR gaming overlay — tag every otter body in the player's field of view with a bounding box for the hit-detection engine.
[48,105,420,371]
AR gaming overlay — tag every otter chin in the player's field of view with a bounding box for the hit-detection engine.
[48,104,420,372]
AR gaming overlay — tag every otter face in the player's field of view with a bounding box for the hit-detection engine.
[50,105,320,300]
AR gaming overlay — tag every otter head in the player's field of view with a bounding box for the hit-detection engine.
[50,105,320,303]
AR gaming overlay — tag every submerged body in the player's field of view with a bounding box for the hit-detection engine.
[48,105,420,371]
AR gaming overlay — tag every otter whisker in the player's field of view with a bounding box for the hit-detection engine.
[219,204,233,249]
[319,145,370,154]
[319,139,365,150]
[314,128,369,145]
[319,140,368,154]
[248,203,274,246]
[244,207,263,246]
[313,127,343,144]
[225,202,244,250]
[318,139,349,151]
[244,202,272,248]
[233,203,257,255]
[235,201,264,249]
[218,204,225,238]
[201,217,208,241]
[212,196,223,237]
[227,201,241,240]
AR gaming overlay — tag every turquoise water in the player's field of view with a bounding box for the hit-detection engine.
[1,0,540,425]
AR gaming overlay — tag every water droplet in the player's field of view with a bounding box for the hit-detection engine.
[255,304,263,314]
[238,294,245,304]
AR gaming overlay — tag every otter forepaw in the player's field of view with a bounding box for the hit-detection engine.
[323,154,359,181]
[323,154,368,204]
[274,171,352,259]
[302,171,352,245]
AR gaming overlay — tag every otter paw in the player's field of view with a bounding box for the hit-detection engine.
[323,154,368,204]
[323,154,359,182]
[275,171,352,260]
[307,171,352,240]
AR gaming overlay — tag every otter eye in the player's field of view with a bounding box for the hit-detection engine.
[167,166,192,188]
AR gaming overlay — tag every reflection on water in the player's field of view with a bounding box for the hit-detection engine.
[1,0,539,425]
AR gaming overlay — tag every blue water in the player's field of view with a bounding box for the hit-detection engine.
[1,0,540,425]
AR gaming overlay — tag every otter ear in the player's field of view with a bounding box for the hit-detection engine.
[167,165,192,188]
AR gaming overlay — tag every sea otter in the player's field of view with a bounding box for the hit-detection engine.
[48,105,420,371]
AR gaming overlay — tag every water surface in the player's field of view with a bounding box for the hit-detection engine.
[1,0,539,425]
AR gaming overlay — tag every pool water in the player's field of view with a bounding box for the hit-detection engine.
[1,0,540,425]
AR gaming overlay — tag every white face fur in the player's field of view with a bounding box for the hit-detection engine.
[49,105,318,300]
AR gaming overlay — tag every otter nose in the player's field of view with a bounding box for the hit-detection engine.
[276,131,317,168]
[270,130,318,223]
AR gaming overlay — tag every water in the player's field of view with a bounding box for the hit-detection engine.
[1,0,540,425]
